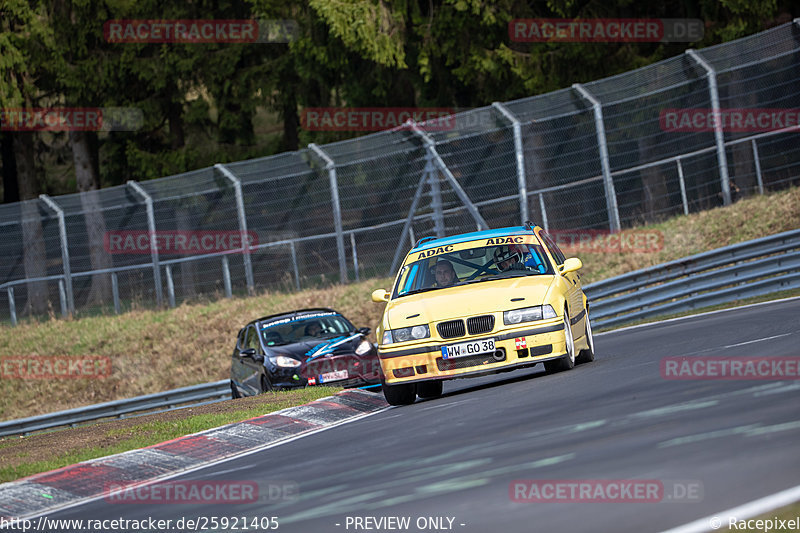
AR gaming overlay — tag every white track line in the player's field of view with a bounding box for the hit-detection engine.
[661,483,800,533]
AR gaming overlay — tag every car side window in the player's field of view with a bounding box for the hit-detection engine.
[236,328,247,350]
[540,231,567,265]
[245,326,259,352]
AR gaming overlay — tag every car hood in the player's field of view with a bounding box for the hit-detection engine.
[386,275,555,329]
[268,334,363,362]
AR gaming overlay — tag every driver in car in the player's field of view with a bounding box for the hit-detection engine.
[304,321,323,337]
[494,245,526,272]
[433,259,458,287]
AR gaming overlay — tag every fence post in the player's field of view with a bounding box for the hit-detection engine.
[427,154,445,238]
[751,139,764,195]
[309,144,348,283]
[572,84,621,232]
[165,265,176,308]
[39,194,74,314]
[686,49,732,206]
[350,232,360,282]
[111,273,120,314]
[9,287,17,327]
[389,169,432,276]
[58,279,67,317]
[222,256,232,298]
[492,102,529,224]
[127,181,163,307]
[538,193,549,231]
[214,163,255,295]
[408,122,489,231]
[289,241,300,290]
[676,159,689,215]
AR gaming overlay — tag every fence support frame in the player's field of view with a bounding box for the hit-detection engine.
[214,163,255,294]
[492,102,529,224]
[572,84,621,232]
[39,194,74,314]
[127,181,163,307]
[309,143,348,283]
[408,122,489,231]
[686,49,732,206]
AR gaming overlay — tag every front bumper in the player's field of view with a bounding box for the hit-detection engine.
[378,318,567,384]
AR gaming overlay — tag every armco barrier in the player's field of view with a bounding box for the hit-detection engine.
[586,228,800,329]
[0,380,229,437]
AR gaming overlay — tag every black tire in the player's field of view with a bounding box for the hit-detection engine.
[576,311,595,364]
[416,380,443,399]
[545,310,576,374]
[261,374,274,393]
[382,382,416,405]
[230,380,241,399]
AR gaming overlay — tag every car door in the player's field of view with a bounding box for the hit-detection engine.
[238,325,263,395]
[541,231,584,330]
[231,327,248,393]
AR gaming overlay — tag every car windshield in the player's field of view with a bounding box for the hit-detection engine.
[260,313,355,346]
[392,241,553,298]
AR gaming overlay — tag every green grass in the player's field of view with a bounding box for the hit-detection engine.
[0,387,338,483]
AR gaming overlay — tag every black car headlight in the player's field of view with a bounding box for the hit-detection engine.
[382,325,430,345]
[270,356,301,368]
[503,305,557,325]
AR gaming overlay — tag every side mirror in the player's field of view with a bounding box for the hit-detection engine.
[560,257,583,274]
[239,348,256,358]
[371,289,389,303]
[358,327,371,336]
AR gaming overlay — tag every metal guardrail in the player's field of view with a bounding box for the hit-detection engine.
[586,229,800,329]
[0,380,229,438]
[3,230,800,437]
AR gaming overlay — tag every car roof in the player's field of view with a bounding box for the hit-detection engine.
[410,225,542,253]
[250,308,341,327]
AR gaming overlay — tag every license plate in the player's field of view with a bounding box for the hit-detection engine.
[319,370,348,383]
[441,338,496,360]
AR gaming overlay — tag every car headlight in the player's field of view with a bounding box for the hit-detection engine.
[503,305,557,325]
[355,339,372,355]
[382,324,430,344]
[271,356,301,368]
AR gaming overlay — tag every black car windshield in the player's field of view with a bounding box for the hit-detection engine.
[260,313,355,346]
[393,242,553,298]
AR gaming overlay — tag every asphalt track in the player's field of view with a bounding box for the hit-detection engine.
[41,298,800,533]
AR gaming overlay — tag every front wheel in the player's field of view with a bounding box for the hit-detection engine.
[545,310,576,374]
[576,312,595,364]
[261,374,274,393]
[383,381,416,406]
[416,380,443,399]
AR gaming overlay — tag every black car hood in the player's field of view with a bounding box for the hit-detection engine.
[267,334,363,362]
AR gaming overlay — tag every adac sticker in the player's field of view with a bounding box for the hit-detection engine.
[515,337,527,350]
[416,244,454,260]
[486,236,528,245]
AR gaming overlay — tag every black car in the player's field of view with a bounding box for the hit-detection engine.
[230,308,382,398]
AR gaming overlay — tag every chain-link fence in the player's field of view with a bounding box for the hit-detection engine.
[2,21,800,324]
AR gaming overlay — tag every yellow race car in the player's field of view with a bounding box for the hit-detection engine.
[372,223,594,405]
